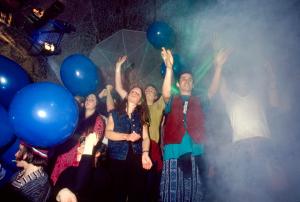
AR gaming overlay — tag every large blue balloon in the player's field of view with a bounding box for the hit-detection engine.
[9,82,79,148]
[0,55,31,108]
[60,54,101,96]
[146,21,176,49]
[161,54,184,79]
[0,105,14,148]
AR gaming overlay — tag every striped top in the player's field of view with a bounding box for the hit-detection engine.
[11,168,51,202]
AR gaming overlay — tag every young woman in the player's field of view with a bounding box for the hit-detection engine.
[105,82,152,201]
[50,93,105,185]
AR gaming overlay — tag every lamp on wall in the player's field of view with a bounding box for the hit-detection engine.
[29,19,75,56]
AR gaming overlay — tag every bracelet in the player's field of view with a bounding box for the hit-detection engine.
[142,150,149,153]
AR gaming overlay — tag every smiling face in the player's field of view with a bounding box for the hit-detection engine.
[177,73,193,95]
[84,94,98,110]
[127,87,143,105]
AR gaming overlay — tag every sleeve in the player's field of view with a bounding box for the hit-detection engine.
[155,96,166,111]
[164,95,174,114]
[73,155,94,193]
[93,116,105,138]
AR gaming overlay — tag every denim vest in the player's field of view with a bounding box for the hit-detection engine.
[108,109,143,160]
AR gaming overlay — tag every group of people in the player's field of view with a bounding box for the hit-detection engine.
[1,44,282,202]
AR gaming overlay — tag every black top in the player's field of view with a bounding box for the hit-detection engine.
[50,155,111,202]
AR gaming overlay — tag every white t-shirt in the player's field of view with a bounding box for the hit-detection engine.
[223,90,271,143]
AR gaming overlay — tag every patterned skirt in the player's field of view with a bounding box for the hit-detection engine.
[160,155,206,202]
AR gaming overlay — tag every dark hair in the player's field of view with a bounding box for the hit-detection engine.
[23,147,48,168]
[145,84,160,102]
[145,84,158,93]
[178,70,193,80]
[116,85,150,125]
[75,94,100,135]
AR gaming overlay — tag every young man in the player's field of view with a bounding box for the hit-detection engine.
[2,141,51,202]
[214,59,283,202]
[160,47,228,202]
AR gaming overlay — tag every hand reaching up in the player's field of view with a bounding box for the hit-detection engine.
[98,89,107,98]
[161,47,174,69]
[214,48,230,68]
[106,84,114,92]
[116,56,127,70]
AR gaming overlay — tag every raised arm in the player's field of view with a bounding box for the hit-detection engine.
[98,84,115,113]
[161,48,174,102]
[208,49,229,100]
[115,56,128,99]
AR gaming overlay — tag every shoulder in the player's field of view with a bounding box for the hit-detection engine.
[96,115,105,122]
[190,95,201,102]
[153,96,165,108]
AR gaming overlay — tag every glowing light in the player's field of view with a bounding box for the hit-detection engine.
[157,31,161,35]
[0,77,7,84]
[75,71,81,77]
[171,85,179,94]
[194,55,214,86]
[43,42,55,52]
[37,110,47,118]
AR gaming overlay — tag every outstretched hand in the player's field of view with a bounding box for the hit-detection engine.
[214,49,230,68]
[161,47,174,69]
[116,56,127,68]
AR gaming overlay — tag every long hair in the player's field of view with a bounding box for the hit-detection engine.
[116,86,150,125]
[75,94,100,136]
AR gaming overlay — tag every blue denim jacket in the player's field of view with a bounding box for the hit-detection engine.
[108,109,143,160]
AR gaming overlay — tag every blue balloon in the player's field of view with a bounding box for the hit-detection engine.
[0,165,15,188]
[0,105,14,148]
[161,54,184,79]
[0,138,19,172]
[9,82,79,148]
[147,21,176,49]
[0,55,31,108]
[60,54,101,96]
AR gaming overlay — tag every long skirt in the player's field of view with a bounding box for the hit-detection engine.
[160,155,206,202]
